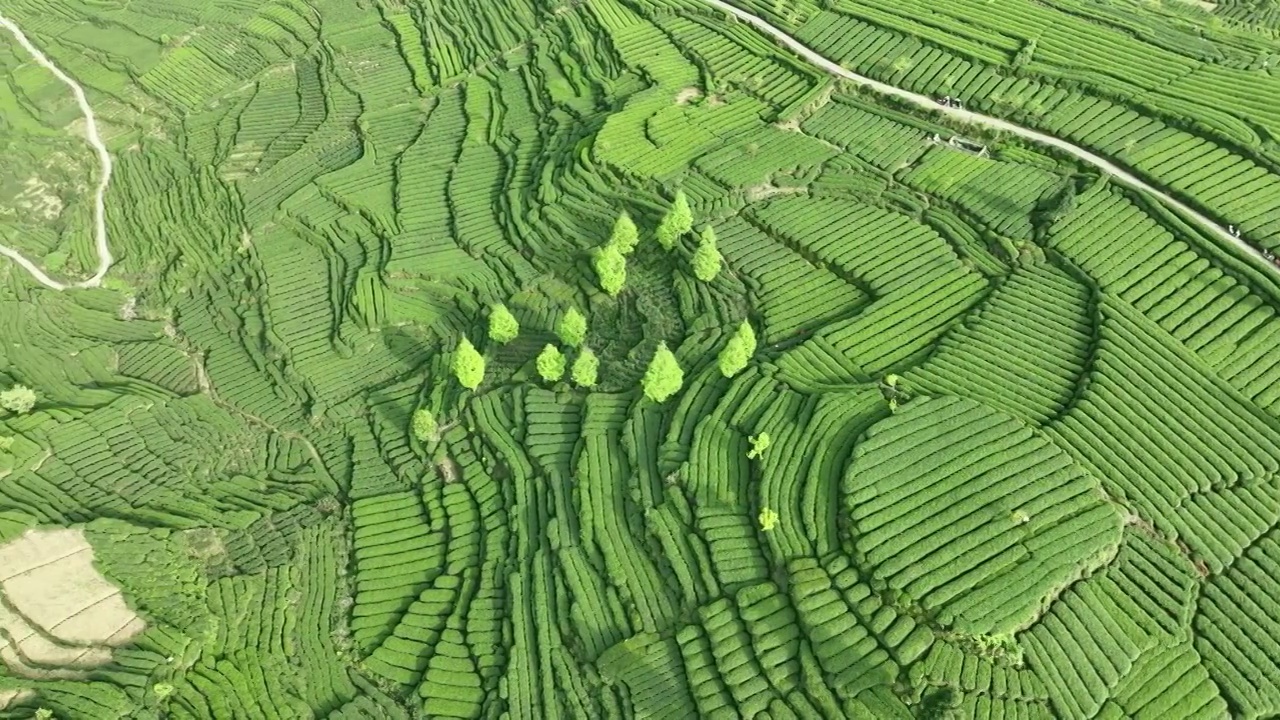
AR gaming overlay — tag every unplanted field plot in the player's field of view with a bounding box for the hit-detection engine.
[0,0,1277,717]
[0,528,144,679]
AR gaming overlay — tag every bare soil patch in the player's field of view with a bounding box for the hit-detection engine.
[0,527,145,678]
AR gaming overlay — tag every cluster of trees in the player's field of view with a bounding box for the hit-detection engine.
[591,191,723,295]
[452,309,757,407]
[451,304,599,391]
[439,191,756,409]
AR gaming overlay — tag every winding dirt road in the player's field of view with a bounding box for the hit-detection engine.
[0,13,114,290]
[700,0,1280,279]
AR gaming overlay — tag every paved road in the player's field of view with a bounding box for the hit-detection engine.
[0,13,114,290]
[699,0,1280,280]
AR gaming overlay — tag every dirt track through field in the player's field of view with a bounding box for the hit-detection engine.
[0,13,114,290]
[699,0,1280,281]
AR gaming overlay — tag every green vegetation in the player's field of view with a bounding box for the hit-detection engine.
[487,303,520,344]
[758,507,780,532]
[691,225,722,281]
[0,385,36,415]
[452,337,485,390]
[536,344,566,383]
[609,211,640,256]
[592,243,627,296]
[556,307,588,347]
[411,408,438,443]
[717,320,756,378]
[641,342,684,403]
[571,347,600,388]
[657,190,693,249]
[0,0,1278,716]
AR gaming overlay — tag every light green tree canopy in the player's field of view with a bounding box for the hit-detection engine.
[758,507,779,532]
[453,338,485,391]
[642,342,684,403]
[0,385,36,414]
[571,347,599,388]
[747,432,771,460]
[717,335,749,378]
[610,211,640,255]
[411,408,438,443]
[737,319,757,358]
[557,307,588,347]
[692,225,721,282]
[536,344,566,383]
[593,244,627,296]
[656,190,693,250]
[488,303,520,344]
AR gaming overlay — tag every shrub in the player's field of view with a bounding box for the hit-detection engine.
[0,385,36,414]
[487,304,520,344]
[610,211,639,255]
[593,244,627,296]
[536,344,566,383]
[453,338,485,390]
[557,308,587,347]
[692,225,721,282]
[571,347,599,388]
[642,343,684,403]
[758,507,779,532]
[656,190,693,250]
[747,432,771,460]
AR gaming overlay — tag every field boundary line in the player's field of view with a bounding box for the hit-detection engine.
[0,13,114,291]
[698,0,1280,281]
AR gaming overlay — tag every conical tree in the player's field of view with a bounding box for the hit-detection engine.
[692,225,722,282]
[593,243,627,296]
[641,342,684,403]
[571,347,599,388]
[610,211,640,255]
[717,320,756,378]
[557,307,588,347]
[656,190,693,250]
[717,335,749,378]
[453,338,485,390]
[488,303,520,344]
[536,344,566,383]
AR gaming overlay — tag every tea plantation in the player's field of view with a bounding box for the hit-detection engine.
[1,0,1279,717]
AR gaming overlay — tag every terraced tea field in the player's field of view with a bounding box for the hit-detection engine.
[0,0,1279,718]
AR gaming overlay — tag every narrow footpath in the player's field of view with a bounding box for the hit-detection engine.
[699,0,1280,280]
[0,13,113,290]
